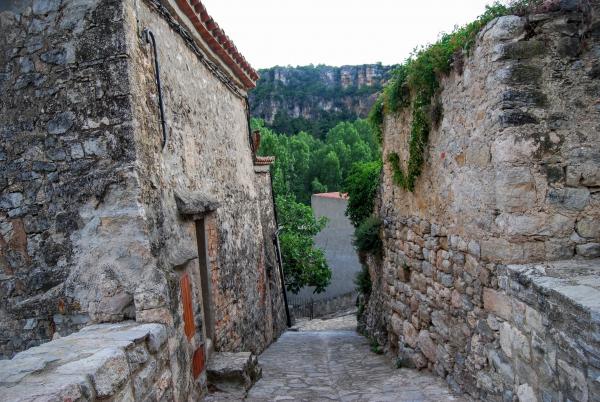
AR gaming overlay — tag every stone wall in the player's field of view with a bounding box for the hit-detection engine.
[1,0,285,399]
[0,322,174,401]
[254,164,288,338]
[127,0,285,355]
[0,0,142,359]
[365,2,600,401]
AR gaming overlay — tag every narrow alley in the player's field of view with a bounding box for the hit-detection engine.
[242,313,468,401]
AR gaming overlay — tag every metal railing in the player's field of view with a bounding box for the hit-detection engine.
[288,292,357,320]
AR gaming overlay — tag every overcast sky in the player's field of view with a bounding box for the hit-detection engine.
[201,0,503,69]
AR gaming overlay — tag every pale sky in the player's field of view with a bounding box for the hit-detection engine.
[201,0,504,69]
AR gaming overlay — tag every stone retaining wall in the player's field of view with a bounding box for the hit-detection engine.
[364,2,600,401]
[0,322,174,401]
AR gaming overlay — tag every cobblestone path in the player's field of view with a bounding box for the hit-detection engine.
[245,314,468,401]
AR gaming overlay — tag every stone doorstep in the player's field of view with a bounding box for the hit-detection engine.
[206,352,262,395]
[0,321,167,400]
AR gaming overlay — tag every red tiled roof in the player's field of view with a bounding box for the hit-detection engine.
[313,192,349,200]
[255,156,276,166]
[175,0,258,90]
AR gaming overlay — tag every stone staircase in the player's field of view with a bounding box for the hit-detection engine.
[205,352,262,400]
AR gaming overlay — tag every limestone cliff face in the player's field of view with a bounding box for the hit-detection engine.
[249,64,395,136]
[362,1,600,401]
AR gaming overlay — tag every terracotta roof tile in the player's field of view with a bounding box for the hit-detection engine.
[175,0,258,90]
[313,192,349,200]
[254,156,275,166]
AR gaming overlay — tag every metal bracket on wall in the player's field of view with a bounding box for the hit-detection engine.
[143,28,168,150]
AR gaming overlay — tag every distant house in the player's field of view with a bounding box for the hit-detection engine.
[292,192,362,308]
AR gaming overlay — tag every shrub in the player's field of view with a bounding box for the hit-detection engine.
[369,337,384,354]
[371,1,542,192]
[368,96,385,144]
[353,216,383,256]
[276,194,331,294]
[354,264,372,297]
[344,161,382,227]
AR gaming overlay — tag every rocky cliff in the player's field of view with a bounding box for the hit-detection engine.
[249,64,395,137]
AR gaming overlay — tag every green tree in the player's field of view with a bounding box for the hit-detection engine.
[276,194,331,294]
[343,161,382,227]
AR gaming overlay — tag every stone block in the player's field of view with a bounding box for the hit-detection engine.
[390,314,403,335]
[497,64,542,86]
[439,273,454,288]
[499,323,513,358]
[524,306,544,334]
[483,15,526,42]
[495,167,537,213]
[500,88,547,109]
[576,243,600,258]
[126,344,150,371]
[32,0,61,15]
[56,348,129,398]
[47,111,75,134]
[516,383,537,402]
[133,359,158,398]
[557,359,588,402]
[495,213,574,237]
[576,217,600,239]
[207,352,261,393]
[403,321,418,348]
[417,330,437,362]
[547,187,590,211]
[483,288,513,321]
[566,161,600,187]
[487,349,515,383]
[481,238,522,263]
[467,240,481,258]
[493,40,545,61]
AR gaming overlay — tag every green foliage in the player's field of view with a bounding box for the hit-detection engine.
[253,118,380,204]
[276,194,331,294]
[354,264,372,297]
[372,1,539,192]
[251,117,382,295]
[368,96,384,144]
[384,65,410,113]
[343,161,382,227]
[369,337,384,354]
[353,216,383,256]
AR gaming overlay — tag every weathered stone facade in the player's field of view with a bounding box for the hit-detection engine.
[0,0,286,399]
[363,1,600,401]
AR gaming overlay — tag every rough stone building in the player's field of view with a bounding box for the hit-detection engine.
[362,1,600,401]
[0,0,286,399]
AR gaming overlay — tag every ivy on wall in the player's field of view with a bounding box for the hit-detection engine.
[370,0,542,192]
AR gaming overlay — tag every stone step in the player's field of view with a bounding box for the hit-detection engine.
[206,352,262,395]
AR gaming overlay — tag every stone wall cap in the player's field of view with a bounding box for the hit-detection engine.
[175,189,219,215]
[505,258,600,315]
[0,322,168,400]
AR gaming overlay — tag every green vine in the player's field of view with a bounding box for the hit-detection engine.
[372,1,541,192]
